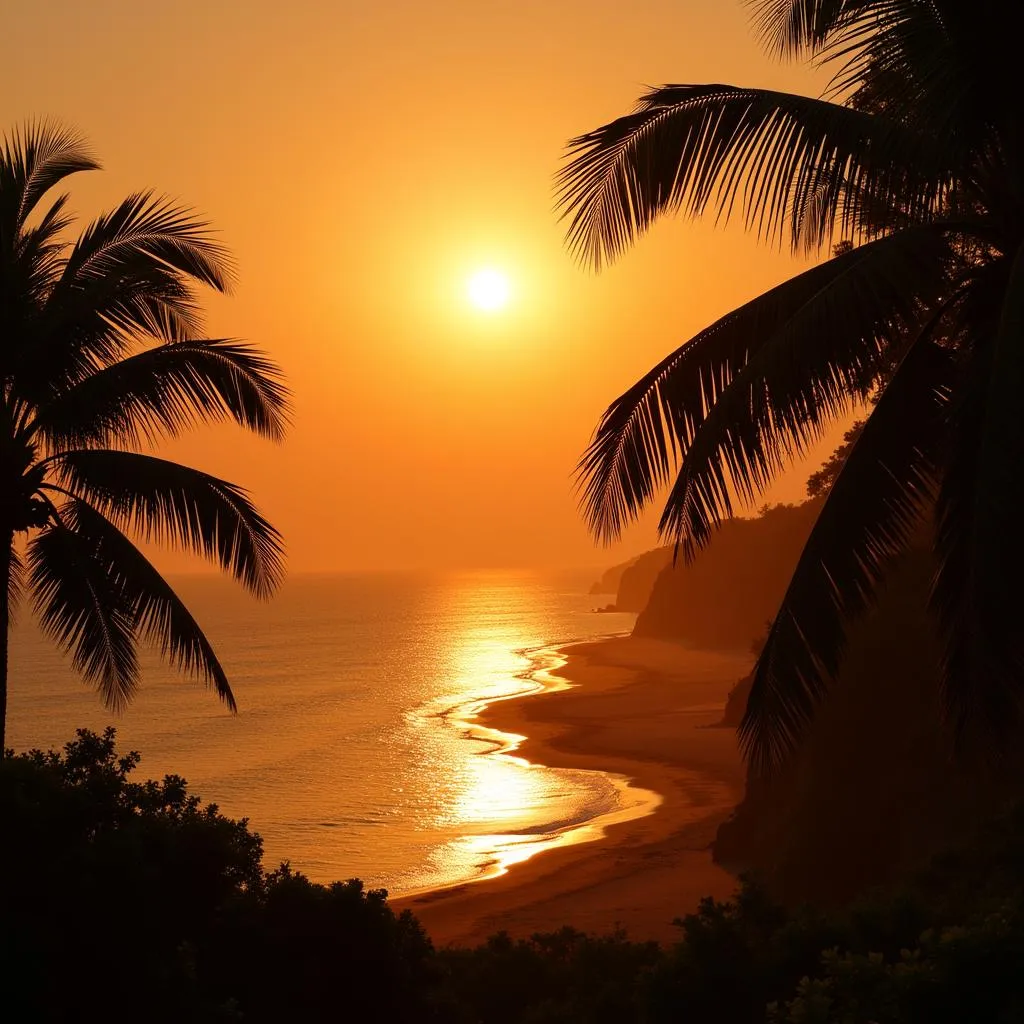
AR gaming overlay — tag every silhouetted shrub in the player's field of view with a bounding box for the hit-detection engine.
[642,885,842,1023]
[1,728,263,1021]
[203,868,435,1023]
[0,730,435,1023]
[768,907,1024,1024]
[437,927,659,1024]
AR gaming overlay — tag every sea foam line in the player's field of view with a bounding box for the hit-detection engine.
[401,635,663,896]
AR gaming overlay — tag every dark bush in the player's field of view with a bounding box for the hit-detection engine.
[437,927,660,1024]
[203,868,436,1023]
[0,730,435,1023]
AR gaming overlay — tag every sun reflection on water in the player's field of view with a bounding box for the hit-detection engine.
[452,749,539,825]
[402,576,661,893]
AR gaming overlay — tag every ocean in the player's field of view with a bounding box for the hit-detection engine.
[6,569,639,895]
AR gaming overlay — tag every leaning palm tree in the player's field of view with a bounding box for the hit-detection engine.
[0,123,289,751]
[558,0,1023,771]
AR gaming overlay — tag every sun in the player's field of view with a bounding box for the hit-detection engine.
[466,268,511,312]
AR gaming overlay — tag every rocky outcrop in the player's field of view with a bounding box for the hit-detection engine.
[633,502,823,649]
[589,548,674,612]
[589,559,634,596]
[719,671,754,728]
[614,548,674,612]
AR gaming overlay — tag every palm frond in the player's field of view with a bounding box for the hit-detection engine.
[28,521,139,710]
[7,548,25,621]
[557,83,941,268]
[14,284,201,407]
[0,120,97,233]
[61,498,236,710]
[34,338,291,448]
[18,193,75,289]
[740,319,953,772]
[52,450,285,598]
[16,191,235,396]
[821,2,990,143]
[747,1,897,60]
[659,223,953,554]
[63,191,234,292]
[933,246,1024,742]
[577,225,952,543]
[15,194,233,398]
[764,0,1015,160]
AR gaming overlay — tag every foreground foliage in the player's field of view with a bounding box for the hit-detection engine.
[4,731,1024,1022]
[0,731,433,1023]
[561,0,1024,771]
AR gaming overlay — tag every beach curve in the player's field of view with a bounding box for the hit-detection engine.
[394,635,753,945]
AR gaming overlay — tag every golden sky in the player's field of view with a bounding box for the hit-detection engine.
[1,0,843,573]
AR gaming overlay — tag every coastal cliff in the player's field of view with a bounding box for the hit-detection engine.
[589,560,631,596]
[614,548,674,612]
[590,547,673,612]
[632,501,822,649]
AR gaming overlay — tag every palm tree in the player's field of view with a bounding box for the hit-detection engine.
[557,0,1024,772]
[0,123,289,752]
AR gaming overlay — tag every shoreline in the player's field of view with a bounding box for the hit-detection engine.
[392,638,664,901]
[393,635,753,946]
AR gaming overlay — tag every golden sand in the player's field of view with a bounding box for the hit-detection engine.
[394,637,752,945]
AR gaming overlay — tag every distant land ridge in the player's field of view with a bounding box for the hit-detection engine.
[590,548,674,612]
[632,501,823,649]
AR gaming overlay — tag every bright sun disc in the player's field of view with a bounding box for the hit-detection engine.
[466,268,510,311]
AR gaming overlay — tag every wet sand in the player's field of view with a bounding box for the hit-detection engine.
[394,636,752,946]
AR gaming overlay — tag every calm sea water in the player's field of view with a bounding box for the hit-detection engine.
[7,570,639,895]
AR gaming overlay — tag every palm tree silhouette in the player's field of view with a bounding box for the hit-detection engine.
[558,1,1023,771]
[0,123,289,751]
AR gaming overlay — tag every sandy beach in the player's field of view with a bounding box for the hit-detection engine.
[395,636,753,946]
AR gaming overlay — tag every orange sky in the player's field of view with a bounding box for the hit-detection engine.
[1,0,844,573]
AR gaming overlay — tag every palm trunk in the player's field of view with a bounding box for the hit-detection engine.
[0,533,10,756]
